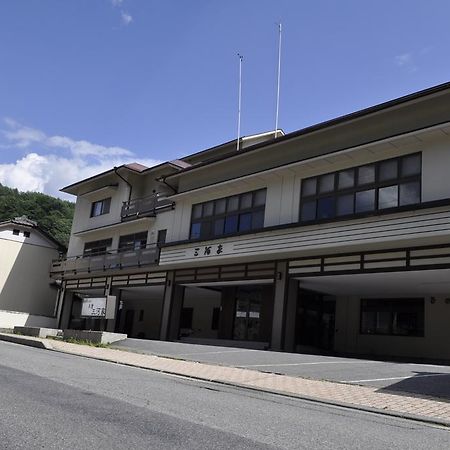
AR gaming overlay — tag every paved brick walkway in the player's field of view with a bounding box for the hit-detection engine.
[1,333,449,426]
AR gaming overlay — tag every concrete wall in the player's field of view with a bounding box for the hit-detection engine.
[0,309,57,329]
[0,226,59,317]
[334,296,450,360]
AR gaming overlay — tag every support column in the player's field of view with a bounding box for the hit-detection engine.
[58,290,74,330]
[55,281,66,328]
[270,261,288,351]
[159,271,175,340]
[283,279,299,352]
[167,285,185,341]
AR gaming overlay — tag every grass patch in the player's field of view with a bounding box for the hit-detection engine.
[50,336,109,348]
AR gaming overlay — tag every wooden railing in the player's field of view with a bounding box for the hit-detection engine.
[120,194,174,220]
[50,245,160,275]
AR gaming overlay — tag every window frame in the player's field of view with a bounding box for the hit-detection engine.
[359,298,425,337]
[189,189,267,241]
[118,232,148,252]
[300,153,421,224]
[83,238,113,257]
[90,197,111,218]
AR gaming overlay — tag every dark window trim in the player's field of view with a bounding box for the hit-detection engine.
[162,197,450,248]
[90,197,111,218]
[189,189,266,240]
[300,153,421,223]
[360,298,425,337]
[118,231,148,252]
[83,238,113,257]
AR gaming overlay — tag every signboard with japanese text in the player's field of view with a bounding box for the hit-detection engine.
[189,243,230,259]
[81,297,107,318]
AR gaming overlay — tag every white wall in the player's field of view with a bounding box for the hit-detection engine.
[0,309,57,329]
[0,226,59,317]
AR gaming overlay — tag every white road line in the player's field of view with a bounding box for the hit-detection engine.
[238,361,382,368]
[346,373,450,383]
[174,349,257,357]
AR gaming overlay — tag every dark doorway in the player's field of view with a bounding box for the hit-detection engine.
[123,310,135,336]
[295,289,336,351]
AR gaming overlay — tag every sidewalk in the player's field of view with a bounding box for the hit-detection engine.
[1,332,449,427]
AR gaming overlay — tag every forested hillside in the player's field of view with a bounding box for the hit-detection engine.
[0,184,74,247]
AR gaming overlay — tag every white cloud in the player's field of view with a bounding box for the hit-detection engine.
[120,11,133,26]
[111,0,124,6]
[395,52,417,73]
[0,119,162,200]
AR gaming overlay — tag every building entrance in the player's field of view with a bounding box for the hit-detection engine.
[295,289,336,351]
[233,287,263,341]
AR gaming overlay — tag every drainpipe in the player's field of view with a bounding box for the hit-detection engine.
[114,166,132,202]
[158,176,178,195]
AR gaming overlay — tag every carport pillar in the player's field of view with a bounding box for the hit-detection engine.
[55,281,66,328]
[160,271,184,341]
[271,261,289,351]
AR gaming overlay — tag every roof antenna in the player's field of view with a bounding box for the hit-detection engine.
[237,53,243,151]
[275,22,282,138]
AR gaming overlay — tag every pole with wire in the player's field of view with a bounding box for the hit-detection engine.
[275,23,282,137]
[237,53,243,151]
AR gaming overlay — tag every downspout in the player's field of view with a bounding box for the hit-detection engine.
[114,166,132,202]
[158,176,178,195]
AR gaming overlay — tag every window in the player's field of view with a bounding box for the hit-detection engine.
[360,298,424,336]
[83,239,112,256]
[90,197,111,217]
[190,189,266,240]
[118,232,147,252]
[157,229,167,245]
[23,231,31,238]
[12,229,20,236]
[300,153,421,222]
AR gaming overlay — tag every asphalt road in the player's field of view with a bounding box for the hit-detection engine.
[0,341,449,449]
[113,339,450,399]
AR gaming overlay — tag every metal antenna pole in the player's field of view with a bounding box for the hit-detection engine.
[275,23,282,137]
[237,53,243,151]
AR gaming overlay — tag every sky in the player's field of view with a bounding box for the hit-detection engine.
[0,0,449,199]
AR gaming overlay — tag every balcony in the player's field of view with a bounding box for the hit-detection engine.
[50,245,160,277]
[120,193,174,221]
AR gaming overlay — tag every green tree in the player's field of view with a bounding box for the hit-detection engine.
[0,184,74,247]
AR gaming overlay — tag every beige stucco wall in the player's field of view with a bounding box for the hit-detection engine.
[0,227,59,320]
[334,296,450,360]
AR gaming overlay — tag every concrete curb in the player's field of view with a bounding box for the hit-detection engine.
[0,332,53,350]
[2,335,449,429]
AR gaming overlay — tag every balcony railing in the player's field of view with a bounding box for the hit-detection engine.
[121,193,174,221]
[50,245,160,276]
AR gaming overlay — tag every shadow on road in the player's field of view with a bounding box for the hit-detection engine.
[378,372,450,401]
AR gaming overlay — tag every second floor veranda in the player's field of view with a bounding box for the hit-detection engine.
[50,244,160,277]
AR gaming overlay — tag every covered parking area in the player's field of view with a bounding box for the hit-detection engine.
[288,267,450,361]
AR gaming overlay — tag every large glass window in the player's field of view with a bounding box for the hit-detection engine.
[360,298,424,336]
[300,153,421,222]
[83,239,112,256]
[90,198,111,217]
[190,189,266,240]
[118,232,148,252]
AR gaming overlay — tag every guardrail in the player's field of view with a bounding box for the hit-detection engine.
[120,194,174,220]
[50,245,160,275]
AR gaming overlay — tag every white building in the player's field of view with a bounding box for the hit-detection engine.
[0,216,62,329]
[52,82,450,361]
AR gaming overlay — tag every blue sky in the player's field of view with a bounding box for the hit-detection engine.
[0,0,449,198]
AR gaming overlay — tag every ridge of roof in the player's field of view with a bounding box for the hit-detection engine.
[162,80,450,180]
